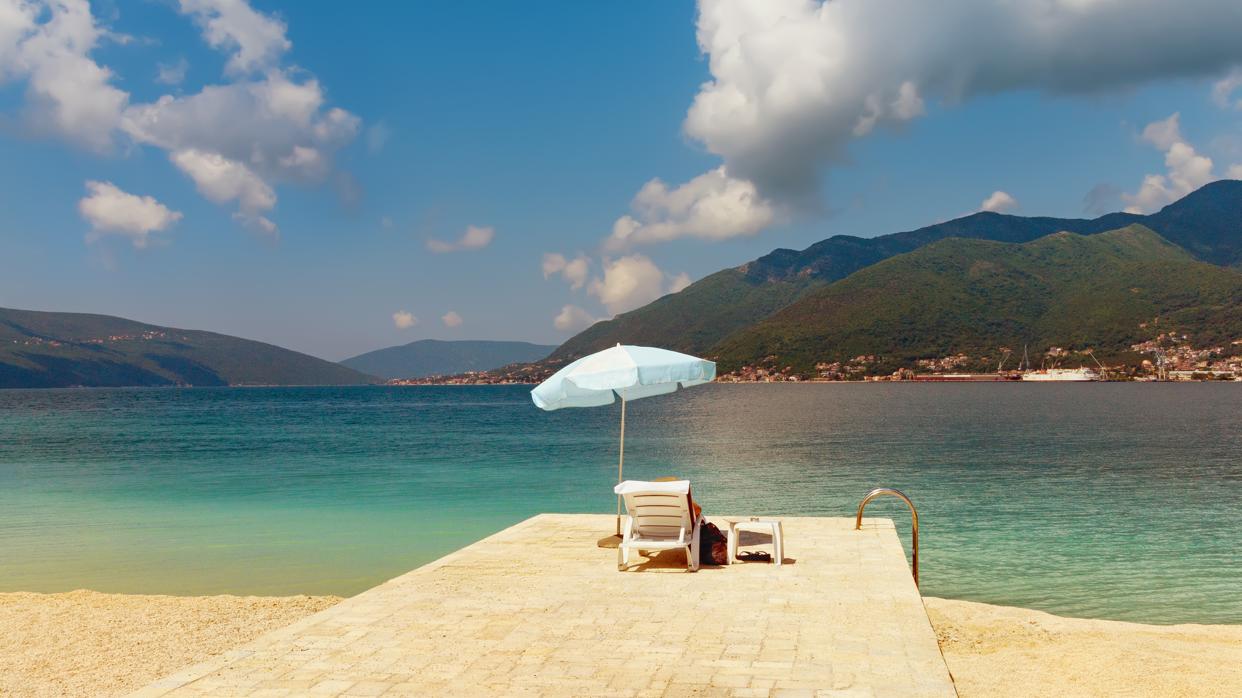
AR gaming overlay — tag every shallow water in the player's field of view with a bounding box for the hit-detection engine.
[1,384,1239,624]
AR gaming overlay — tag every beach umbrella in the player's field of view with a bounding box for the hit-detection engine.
[531,344,716,535]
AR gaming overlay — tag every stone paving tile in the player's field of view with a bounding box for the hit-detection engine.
[131,514,956,697]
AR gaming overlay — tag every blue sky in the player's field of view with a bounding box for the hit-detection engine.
[2,1,1242,360]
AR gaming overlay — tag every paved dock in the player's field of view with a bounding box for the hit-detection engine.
[134,514,956,697]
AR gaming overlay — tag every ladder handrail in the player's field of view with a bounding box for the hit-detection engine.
[855,487,919,587]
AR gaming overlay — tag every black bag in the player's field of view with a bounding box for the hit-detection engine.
[698,521,729,566]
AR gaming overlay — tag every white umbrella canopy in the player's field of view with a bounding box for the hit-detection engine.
[531,344,716,534]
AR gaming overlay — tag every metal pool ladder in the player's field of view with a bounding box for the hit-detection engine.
[855,487,919,587]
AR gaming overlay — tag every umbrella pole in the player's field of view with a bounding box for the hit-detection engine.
[616,397,626,535]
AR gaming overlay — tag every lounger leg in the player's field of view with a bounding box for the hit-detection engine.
[689,523,701,572]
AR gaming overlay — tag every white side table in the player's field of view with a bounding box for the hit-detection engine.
[725,518,783,565]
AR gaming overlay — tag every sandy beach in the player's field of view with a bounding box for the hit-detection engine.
[926,597,1242,697]
[1,589,1238,697]
[0,591,340,698]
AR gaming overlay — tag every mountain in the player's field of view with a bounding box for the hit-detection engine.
[551,180,1242,361]
[0,308,375,389]
[340,339,557,379]
[711,225,1242,374]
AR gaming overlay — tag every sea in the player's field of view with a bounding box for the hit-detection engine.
[1,384,1239,625]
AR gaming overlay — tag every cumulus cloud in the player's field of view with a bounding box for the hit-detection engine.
[1213,70,1242,109]
[686,0,1242,208]
[78,180,182,248]
[1123,113,1221,213]
[1140,113,1184,151]
[441,311,463,328]
[0,0,128,152]
[427,225,494,253]
[553,304,599,333]
[392,311,416,329]
[170,148,274,212]
[0,0,360,234]
[668,272,693,294]
[541,252,590,290]
[177,0,290,76]
[979,191,1018,214]
[588,254,671,316]
[606,167,776,249]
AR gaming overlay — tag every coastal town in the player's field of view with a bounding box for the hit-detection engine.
[392,333,1242,385]
[4,330,189,348]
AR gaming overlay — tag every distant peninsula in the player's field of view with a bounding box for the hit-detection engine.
[0,308,375,389]
[340,339,556,380]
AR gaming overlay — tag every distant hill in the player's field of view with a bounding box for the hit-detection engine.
[551,180,1242,361]
[711,225,1242,374]
[341,339,556,379]
[0,308,375,388]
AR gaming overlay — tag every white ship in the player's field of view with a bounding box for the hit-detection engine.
[1020,367,1102,382]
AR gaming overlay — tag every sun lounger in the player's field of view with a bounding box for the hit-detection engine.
[613,479,701,572]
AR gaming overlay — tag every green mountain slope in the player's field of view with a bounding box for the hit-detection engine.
[0,308,376,388]
[340,339,556,379]
[551,180,1241,361]
[710,225,1242,374]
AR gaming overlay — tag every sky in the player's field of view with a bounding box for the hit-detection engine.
[2,0,1242,361]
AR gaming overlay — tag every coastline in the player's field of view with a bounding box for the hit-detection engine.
[2,590,1238,697]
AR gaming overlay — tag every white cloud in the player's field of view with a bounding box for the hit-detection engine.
[392,311,416,329]
[668,272,693,294]
[441,311,463,328]
[0,0,128,152]
[156,57,188,86]
[1213,70,1242,109]
[0,1,359,234]
[170,148,275,214]
[1228,164,1242,179]
[78,180,182,248]
[606,167,776,249]
[541,252,590,290]
[177,0,290,76]
[682,0,1242,209]
[119,68,358,230]
[427,225,494,253]
[1123,113,1219,213]
[855,81,925,137]
[1140,113,1184,151]
[122,73,357,171]
[553,304,598,333]
[588,254,670,315]
[980,191,1018,213]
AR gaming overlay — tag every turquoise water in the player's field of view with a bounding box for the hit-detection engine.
[1,384,1239,624]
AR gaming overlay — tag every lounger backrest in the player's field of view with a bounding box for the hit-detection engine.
[615,480,693,539]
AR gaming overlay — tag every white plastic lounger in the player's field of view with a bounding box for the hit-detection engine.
[613,479,701,572]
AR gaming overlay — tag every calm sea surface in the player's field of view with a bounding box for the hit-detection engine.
[1,384,1239,624]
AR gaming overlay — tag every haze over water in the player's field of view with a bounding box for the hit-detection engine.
[1,384,1239,625]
